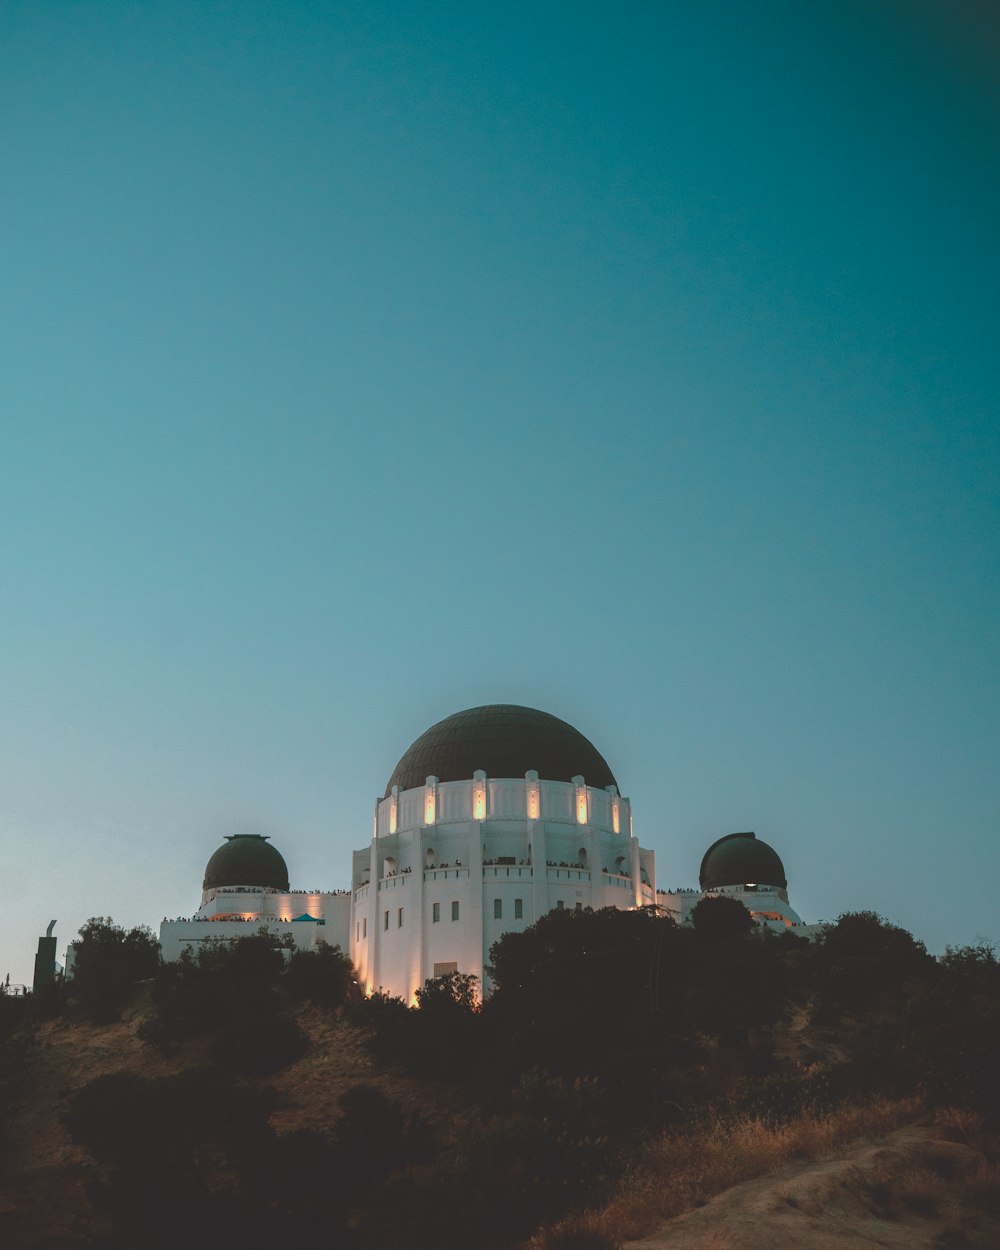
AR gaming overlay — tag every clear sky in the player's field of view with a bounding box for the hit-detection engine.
[2,1,997,986]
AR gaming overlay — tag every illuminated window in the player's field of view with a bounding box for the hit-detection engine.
[432,902,440,923]
[494,898,502,919]
[397,907,403,928]
[514,898,523,919]
[451,901,460,922]
[383,911,389,931]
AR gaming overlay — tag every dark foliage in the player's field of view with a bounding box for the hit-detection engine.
[208,1009,309,1076]
[65,1069,281,1247]
[284,941,361,1008]
[65,1071,429,1250]
[69,918,160,1022]
[691,893,753,940]
[809,910,935,1016]
[48,907,1000,1250]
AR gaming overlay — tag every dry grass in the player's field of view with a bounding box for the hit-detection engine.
[531,1097,919,1249]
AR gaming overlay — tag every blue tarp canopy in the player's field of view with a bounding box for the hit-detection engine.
[291,913,321,922]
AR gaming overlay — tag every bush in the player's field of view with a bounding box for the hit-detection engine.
[208,1009,309,1076]
[284,942,360,1009]
[691,895,753,941]
[65,1069,280,1246]
[69,918,160,1022]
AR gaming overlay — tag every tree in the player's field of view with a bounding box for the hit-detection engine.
[691,895,753,941]
[70,917,160,1021]
[284,941,360,1009]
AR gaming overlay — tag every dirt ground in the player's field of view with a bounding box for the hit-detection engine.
[625,1122,1000,1250]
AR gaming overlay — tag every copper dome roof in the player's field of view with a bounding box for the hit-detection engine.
[203,834,290,892]
[699,832,787,891]
[384,704,619,797]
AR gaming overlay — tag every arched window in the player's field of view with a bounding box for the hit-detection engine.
[577,847,588,868]
[383,856,396,878]
[425,847,436,869]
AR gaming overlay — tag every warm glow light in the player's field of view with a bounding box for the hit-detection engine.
[527,786,539,820]
[576,788,588,825]
[473,785,486,820]
[389,798,397,834]
[612,797,620,834]
[424,792,436,825]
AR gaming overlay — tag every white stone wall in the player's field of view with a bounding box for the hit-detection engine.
[158,916,325,962]
[351,772,655,1001]
[159,886,353,963]
[655,883,820,936]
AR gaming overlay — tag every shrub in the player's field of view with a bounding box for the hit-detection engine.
[691,895,753,941]
[69,917,160,1022]
[284,941,360,1008]
[208,1009,309,1076]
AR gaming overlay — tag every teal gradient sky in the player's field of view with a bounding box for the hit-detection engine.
[2,2,998,984]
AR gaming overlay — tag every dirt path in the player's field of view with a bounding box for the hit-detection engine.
[625,1123,1000,1249]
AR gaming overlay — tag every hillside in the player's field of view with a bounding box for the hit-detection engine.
[625,1122,1000,1250]
[1,908,998,1250]
[1,997,473,1249]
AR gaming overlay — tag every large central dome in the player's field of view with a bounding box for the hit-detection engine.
[384,704,619,796]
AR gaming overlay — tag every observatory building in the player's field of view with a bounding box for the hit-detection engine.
[150,703,815,999]
[656,831,817,935]
[158,834,351,963]
[349,705,655,1001]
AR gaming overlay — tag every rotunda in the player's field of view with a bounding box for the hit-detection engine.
[699,832,787,894]
[203,834,290,894]
[350,704,656,1001]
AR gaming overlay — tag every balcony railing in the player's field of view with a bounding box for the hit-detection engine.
[483,865,533,880]
[423,867,471,883]
[546,867,591,883]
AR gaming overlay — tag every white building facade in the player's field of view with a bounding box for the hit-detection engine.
[135,712,819,996]
[158,834,351,963]
[349,706,656,1001]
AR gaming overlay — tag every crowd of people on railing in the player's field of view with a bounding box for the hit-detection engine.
[210,886,350,896]
[162,915,324,924]
[375,859,638,881]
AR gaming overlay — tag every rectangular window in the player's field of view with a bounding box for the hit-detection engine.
[451,900,460,922]
[556,900,565,910]
[433,961,458,977]
[432,902,440,923]
[576,902,583,912]
[514,898,523,919]
[384,910,389,931]
[362,917,367,939]
[397,907,403,928]
[494,898,502,920]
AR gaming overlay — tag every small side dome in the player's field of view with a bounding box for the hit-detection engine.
[699,832,787,891]
[203,834,290,891]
